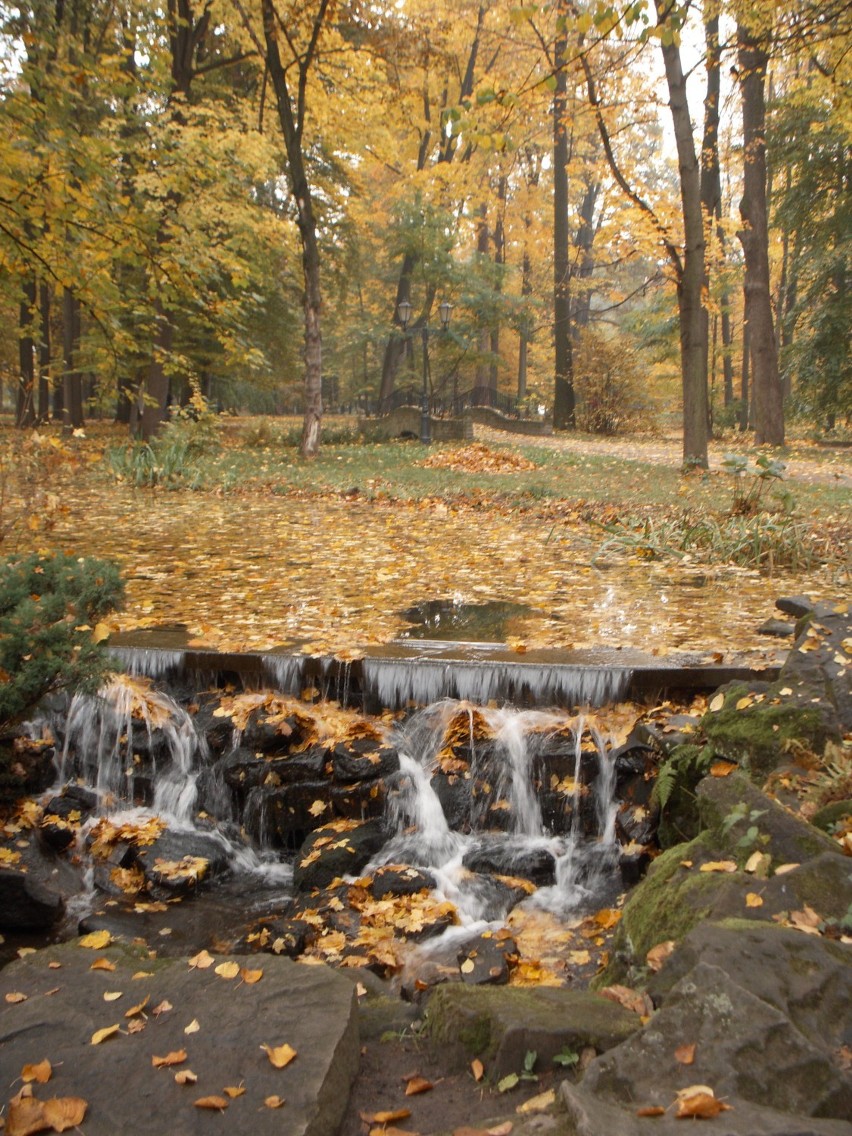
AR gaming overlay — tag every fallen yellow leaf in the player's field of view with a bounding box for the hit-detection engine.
[91,1024,120,1045]
[699,860,738,873]
[214,961,240,980]
[265,1095,285,1108]
[174,1070,198,1085]
[21,1059,52,1084]
[516,1088,556,1113]
[188,949,215,969]
[78,930,112,949]
[194,1096,229,1111]
[262,1043,297,1068]
[152,1049,187,1068]
[239,967,263,984]
[746,892,764,908]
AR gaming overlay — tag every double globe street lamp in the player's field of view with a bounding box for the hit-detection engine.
[397,298,453,444]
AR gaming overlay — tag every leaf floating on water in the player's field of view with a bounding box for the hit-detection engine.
[21,1059,52,1084]
[262,1043,297,1068]
[91,1024,120,1045]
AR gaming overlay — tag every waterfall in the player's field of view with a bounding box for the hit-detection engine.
[368,699,621,929]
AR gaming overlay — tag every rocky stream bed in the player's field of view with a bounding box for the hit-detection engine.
[1,596,850,1136]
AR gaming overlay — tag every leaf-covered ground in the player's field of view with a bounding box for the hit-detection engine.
[3,421,849,659]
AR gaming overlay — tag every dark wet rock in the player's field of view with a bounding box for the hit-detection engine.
[370,865,436,899]
[266,780,334,845]
[428,772,472,831]
[0,941,359,1136]
[462,843,556,887]
[330,780,386,822]
[619,847,652,888]
[759,618,797,638]
[38,817,77,852]
[579,961,852,1120]
[0,865,65,931]
[538,789,574,835]
[242,917,315,958]
[615,797,659,847]
[188,692,236,753]
[0,736,55,797]
[222,745,327,791]
[331,739,399,783]
[637,716,702,756]
[47,783,98,815]
[776,594,829,620]
[460,873,531,921]
[646,921,852,1054]
[293,818,387,892]
[133,828,231,893]
[780,604,852,733]
[426,984,640,1078]
[457,931,516,986]
[241,708,305,754]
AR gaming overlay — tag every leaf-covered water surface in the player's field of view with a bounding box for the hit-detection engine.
[27,479,837,660]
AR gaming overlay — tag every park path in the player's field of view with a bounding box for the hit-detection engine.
[474,425,852,488]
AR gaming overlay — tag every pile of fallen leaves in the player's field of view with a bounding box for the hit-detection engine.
[421,443,538,474]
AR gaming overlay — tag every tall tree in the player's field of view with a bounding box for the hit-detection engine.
[735,15,784,445]
[552,0,575,429]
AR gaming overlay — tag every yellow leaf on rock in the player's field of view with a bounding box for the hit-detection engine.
[516,1088,555,1114]
[710,760,737,777]
[262,1043,297,1068]
[708,693,725,712]
[21,1059,52,1084]
[674,1086,731,1118]
[265,1096,285,1108]
[184,1019,200,1034]
[735,696,753,710]
[223,1086,246,1099]
[214,961,240,979]
[674,1043,696,1065]
[460,958,475,974]
[404,1076,433,1096]
[90,958,116,972]
[699,860,738,873]
[746,893,764,908]
[471,1058,485,1082]
[188,949,215,969]
[5,992,28,1004]
[152,1050,187,1068]
[308,799,328,817]
[103,991,122,1002]
[91,1024,120,1045]
[78,930,112,949]
[646,940,676,972]
[125,996,149,1018]
[239,967,263,984]
[175,1070,198,1085]
[194,1096,229,1111]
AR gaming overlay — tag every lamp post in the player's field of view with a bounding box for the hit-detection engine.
[397,299,453,444]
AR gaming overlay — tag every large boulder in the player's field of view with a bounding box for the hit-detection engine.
[0,940,359,1136]
[0,865,65,932]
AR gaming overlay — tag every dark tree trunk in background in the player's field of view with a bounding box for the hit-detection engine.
[17,278,36,428]
[62,288,84,430]
[737,23,784,445]
[552,3,575,430]
[38,282,51,422]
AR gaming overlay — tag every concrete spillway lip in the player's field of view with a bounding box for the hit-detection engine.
[107,630,783,709]
[0,941,359,1136]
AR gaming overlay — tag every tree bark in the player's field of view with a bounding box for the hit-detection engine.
[736,23,784,445]
[656,2,709,466]
[37,282,51,422]
[552,4,575,430]
[61,288,84,429]
[261,0,328,456]
[701,12,734,409]
[17,278,37,428]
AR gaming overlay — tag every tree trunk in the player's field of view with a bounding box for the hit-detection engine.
[37,282,51,422]
[571,178,600,331]
[657,3,709,466]
[701,12,734,409]
[261,0,327,457]
[489,177,506,394]
[16,278,37,428]
[61,289,84,430]
[552,5,574,430]
[737,23,784,445]
[740,318,751,431]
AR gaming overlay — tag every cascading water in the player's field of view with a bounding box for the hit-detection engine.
[368,699,623,935]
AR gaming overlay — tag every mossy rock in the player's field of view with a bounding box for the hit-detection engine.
[697,773,842,865]
[425,983,639,1078]
[701,682,839,783]
[811,799,852,833]
[592,831,754,988]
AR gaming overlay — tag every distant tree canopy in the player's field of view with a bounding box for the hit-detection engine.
[0,0,848,450]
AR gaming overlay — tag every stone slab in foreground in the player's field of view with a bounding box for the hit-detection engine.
[0,941,359,1136]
